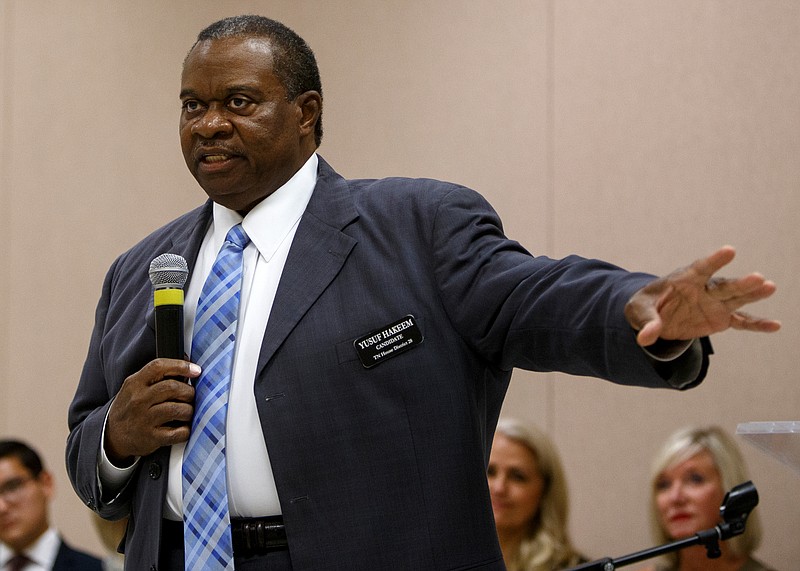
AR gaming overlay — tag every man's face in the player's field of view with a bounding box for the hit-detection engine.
[0,457,52,552]
[180,36,315,214]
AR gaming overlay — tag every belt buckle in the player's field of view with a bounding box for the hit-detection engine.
[233,517,288,554]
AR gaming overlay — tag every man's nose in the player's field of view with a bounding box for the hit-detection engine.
[192,106,233,138]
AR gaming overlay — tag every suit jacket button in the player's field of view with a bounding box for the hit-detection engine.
[148,462,162,479]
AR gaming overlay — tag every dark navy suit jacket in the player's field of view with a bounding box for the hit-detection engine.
[53,538,103,571]
[66,157,707,570]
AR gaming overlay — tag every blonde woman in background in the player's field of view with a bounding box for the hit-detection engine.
[488,418,587,571]
[639,425,776,571]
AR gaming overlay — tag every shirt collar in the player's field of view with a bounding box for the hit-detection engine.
[211,153,318,261]
[0,527,60,569]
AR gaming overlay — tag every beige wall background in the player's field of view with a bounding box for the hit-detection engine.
[1,1,798,568]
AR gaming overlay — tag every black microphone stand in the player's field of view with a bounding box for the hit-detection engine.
[565,481,759,571]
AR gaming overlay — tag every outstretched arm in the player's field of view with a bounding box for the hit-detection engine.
[625,245,780,347]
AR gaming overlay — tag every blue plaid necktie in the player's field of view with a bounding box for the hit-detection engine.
[183,224,250,570]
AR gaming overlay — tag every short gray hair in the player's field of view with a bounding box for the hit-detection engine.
[190,15,323,146]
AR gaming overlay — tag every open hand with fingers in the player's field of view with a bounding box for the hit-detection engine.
[624,246,780,348]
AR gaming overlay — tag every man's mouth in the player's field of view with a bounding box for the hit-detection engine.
[195,150,243,173]
[202,154,233,163]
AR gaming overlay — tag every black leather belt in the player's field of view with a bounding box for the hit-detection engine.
[162,516,288,556]
[231,516,288,555]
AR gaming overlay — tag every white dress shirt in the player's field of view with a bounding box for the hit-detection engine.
[99,154,317,520]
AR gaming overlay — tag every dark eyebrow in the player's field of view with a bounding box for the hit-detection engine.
[179,85,264,101]
[225,85,264,97]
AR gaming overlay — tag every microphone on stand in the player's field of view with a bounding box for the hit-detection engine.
[148,253,189,362]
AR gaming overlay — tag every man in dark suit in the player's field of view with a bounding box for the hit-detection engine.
[0,440,102,571]
[65,15,779,571]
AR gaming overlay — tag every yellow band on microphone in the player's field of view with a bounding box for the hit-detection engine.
[154,288,184,307]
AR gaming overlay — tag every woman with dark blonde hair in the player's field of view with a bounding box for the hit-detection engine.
[641,425,776,571]
[488,418,586,571]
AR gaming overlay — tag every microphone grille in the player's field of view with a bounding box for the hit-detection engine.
[149,253,189,289]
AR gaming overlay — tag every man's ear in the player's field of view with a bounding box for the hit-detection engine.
[38,470,55,500]
[295,90,322,138]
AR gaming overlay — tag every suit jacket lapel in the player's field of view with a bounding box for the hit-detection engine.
[170,200,214,280]
[144,201,212,336]
[255,157,358,378]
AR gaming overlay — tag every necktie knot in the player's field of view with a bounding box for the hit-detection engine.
[226,224,250,250]
[7,553,31,571]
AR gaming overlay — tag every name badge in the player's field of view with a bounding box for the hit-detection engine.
[353,315,424,368]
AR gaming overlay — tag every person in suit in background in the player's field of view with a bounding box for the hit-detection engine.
[0,440,102,571]
[65,14,779,571]
[488,418,587,571]
[638,426,776,571]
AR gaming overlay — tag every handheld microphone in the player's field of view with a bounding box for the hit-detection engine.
[148,253,189,361]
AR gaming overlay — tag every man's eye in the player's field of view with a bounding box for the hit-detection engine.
[182,100,200,113]
[229,97,250,110]
[0,478,24,494]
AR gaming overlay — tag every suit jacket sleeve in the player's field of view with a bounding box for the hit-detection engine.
[65,203,209,521]
[425,184,707,387]
[65,254,138,519]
